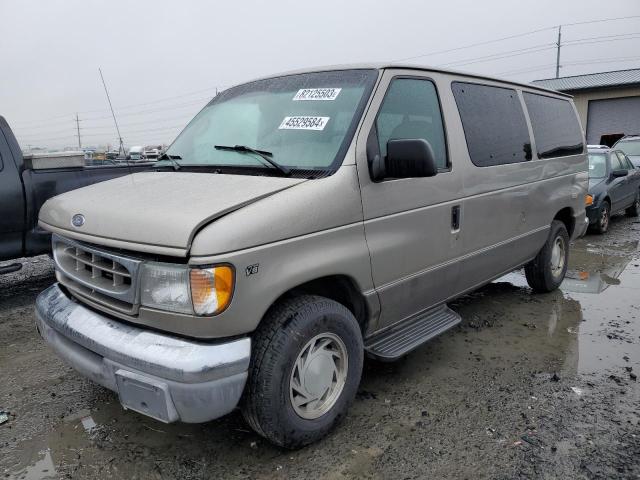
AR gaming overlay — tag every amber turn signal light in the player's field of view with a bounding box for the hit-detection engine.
[190,266,234,315]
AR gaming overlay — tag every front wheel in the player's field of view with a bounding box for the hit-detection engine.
[626,191,640,217]
[241,295,363,449]
[525,220,569,293]
[593,201,610,234]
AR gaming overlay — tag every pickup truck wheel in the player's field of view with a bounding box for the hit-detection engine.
[626,191,640,217]
[241,295,363,449]
[524,220,569,293]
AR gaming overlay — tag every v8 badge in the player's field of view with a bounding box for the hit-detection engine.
[245,264,259,276]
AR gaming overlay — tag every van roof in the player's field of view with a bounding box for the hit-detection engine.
[238,63,573,99]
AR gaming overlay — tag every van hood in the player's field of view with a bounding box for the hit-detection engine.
[39,172,306,253]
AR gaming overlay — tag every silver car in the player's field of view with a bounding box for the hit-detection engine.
[35,64,588,448]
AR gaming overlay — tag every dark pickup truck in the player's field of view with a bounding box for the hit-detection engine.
[0,116,151,273]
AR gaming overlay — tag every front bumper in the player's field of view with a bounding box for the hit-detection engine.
[585,204,600,225]
[35,284,250,423]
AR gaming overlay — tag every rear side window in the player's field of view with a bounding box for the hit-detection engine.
[375,78,448,169]
[522,93,583,159]
[451,82,531,167]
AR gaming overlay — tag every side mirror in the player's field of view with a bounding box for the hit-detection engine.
[385,139,438,179]
[612,169,628,178]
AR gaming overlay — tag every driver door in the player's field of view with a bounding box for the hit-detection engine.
[355,70,464,330]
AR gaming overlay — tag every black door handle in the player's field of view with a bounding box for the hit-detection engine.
[451,205,461,231]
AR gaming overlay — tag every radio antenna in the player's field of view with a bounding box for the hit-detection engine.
[98,68,125,157]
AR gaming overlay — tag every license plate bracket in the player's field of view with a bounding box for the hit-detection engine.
[115,369,178,423]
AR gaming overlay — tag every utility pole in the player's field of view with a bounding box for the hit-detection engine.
[98,68,125,156]
[555,25,562,79]
[75,113,82,149]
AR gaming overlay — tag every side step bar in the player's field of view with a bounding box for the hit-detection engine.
[0,263,22,275]
[365,304,461,361]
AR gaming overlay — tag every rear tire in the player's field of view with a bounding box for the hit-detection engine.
[626,191,640,217]
[525,220,569,293]
[241,295,363,449]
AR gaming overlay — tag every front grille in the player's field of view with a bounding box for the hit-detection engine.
[52,235,142,314]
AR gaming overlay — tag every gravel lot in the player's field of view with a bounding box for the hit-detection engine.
[1,216,639,479]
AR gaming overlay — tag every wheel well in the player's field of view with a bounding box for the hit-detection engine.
[602,196,611,206]
[278,275,368,333]
[553,207,575,237]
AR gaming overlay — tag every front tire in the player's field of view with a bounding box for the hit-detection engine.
[626,191,640,217]
[525,220,569,293]
[593,200,610,234]
[241,295,363,449]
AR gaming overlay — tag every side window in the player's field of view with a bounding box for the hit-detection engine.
[522,92,584,159]
[375,78,448,169]
[617,151,633,170]
[610,153,624,171]
[451,82,531,167]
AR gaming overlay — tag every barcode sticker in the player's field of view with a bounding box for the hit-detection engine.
[279,116,330,130]
[293,88,341,101]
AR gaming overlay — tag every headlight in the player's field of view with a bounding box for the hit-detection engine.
[140,262,234,316]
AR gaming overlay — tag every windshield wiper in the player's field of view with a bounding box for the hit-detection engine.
[157,152,182,171]
[214,145,290,176]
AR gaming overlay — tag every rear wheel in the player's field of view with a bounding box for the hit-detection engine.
[241,295,363,449]
[525,220,569,293]
[626,191,640,217]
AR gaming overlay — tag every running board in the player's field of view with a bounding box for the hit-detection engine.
[365,305,461,361]
[0,263,22,275]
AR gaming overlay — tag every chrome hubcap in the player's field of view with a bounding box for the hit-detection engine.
[289,333,348,420]
[550,236,566,277]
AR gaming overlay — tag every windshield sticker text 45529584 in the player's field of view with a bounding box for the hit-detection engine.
[293,88,341,101]
[279,116,330,131]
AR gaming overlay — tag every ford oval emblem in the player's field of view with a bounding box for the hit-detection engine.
[71,214,85,228]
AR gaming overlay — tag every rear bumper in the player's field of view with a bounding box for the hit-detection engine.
[35,284,250,423]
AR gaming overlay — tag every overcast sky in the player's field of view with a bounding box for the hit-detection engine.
[1,0,638,149]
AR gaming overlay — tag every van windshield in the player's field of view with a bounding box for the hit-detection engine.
[162,69,377,176]
[588,153,607,178]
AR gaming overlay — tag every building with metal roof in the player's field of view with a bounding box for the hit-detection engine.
[532,68,640,145]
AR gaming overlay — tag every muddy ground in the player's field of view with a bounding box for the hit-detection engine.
[1,216,639,480]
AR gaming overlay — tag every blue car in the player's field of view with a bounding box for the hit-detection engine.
[587,147,640,233]
[613,135,640,168]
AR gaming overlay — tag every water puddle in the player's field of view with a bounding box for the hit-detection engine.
[10,449,56,480]
[495,238,639,375]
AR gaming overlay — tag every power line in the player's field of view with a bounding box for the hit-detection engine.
[562,15,640,26]
[563,31,640,44]
[392,15,640,63]
[497,55,640,77]
[438,33,639,69]
[438,44,557,68]
[392,26,557,62]
[11,86,225,128]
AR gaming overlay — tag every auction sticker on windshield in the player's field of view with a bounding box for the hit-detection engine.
[279,116,329,130]
[293,88,341,101]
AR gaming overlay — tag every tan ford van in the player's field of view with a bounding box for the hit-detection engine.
[36,65,588,448]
